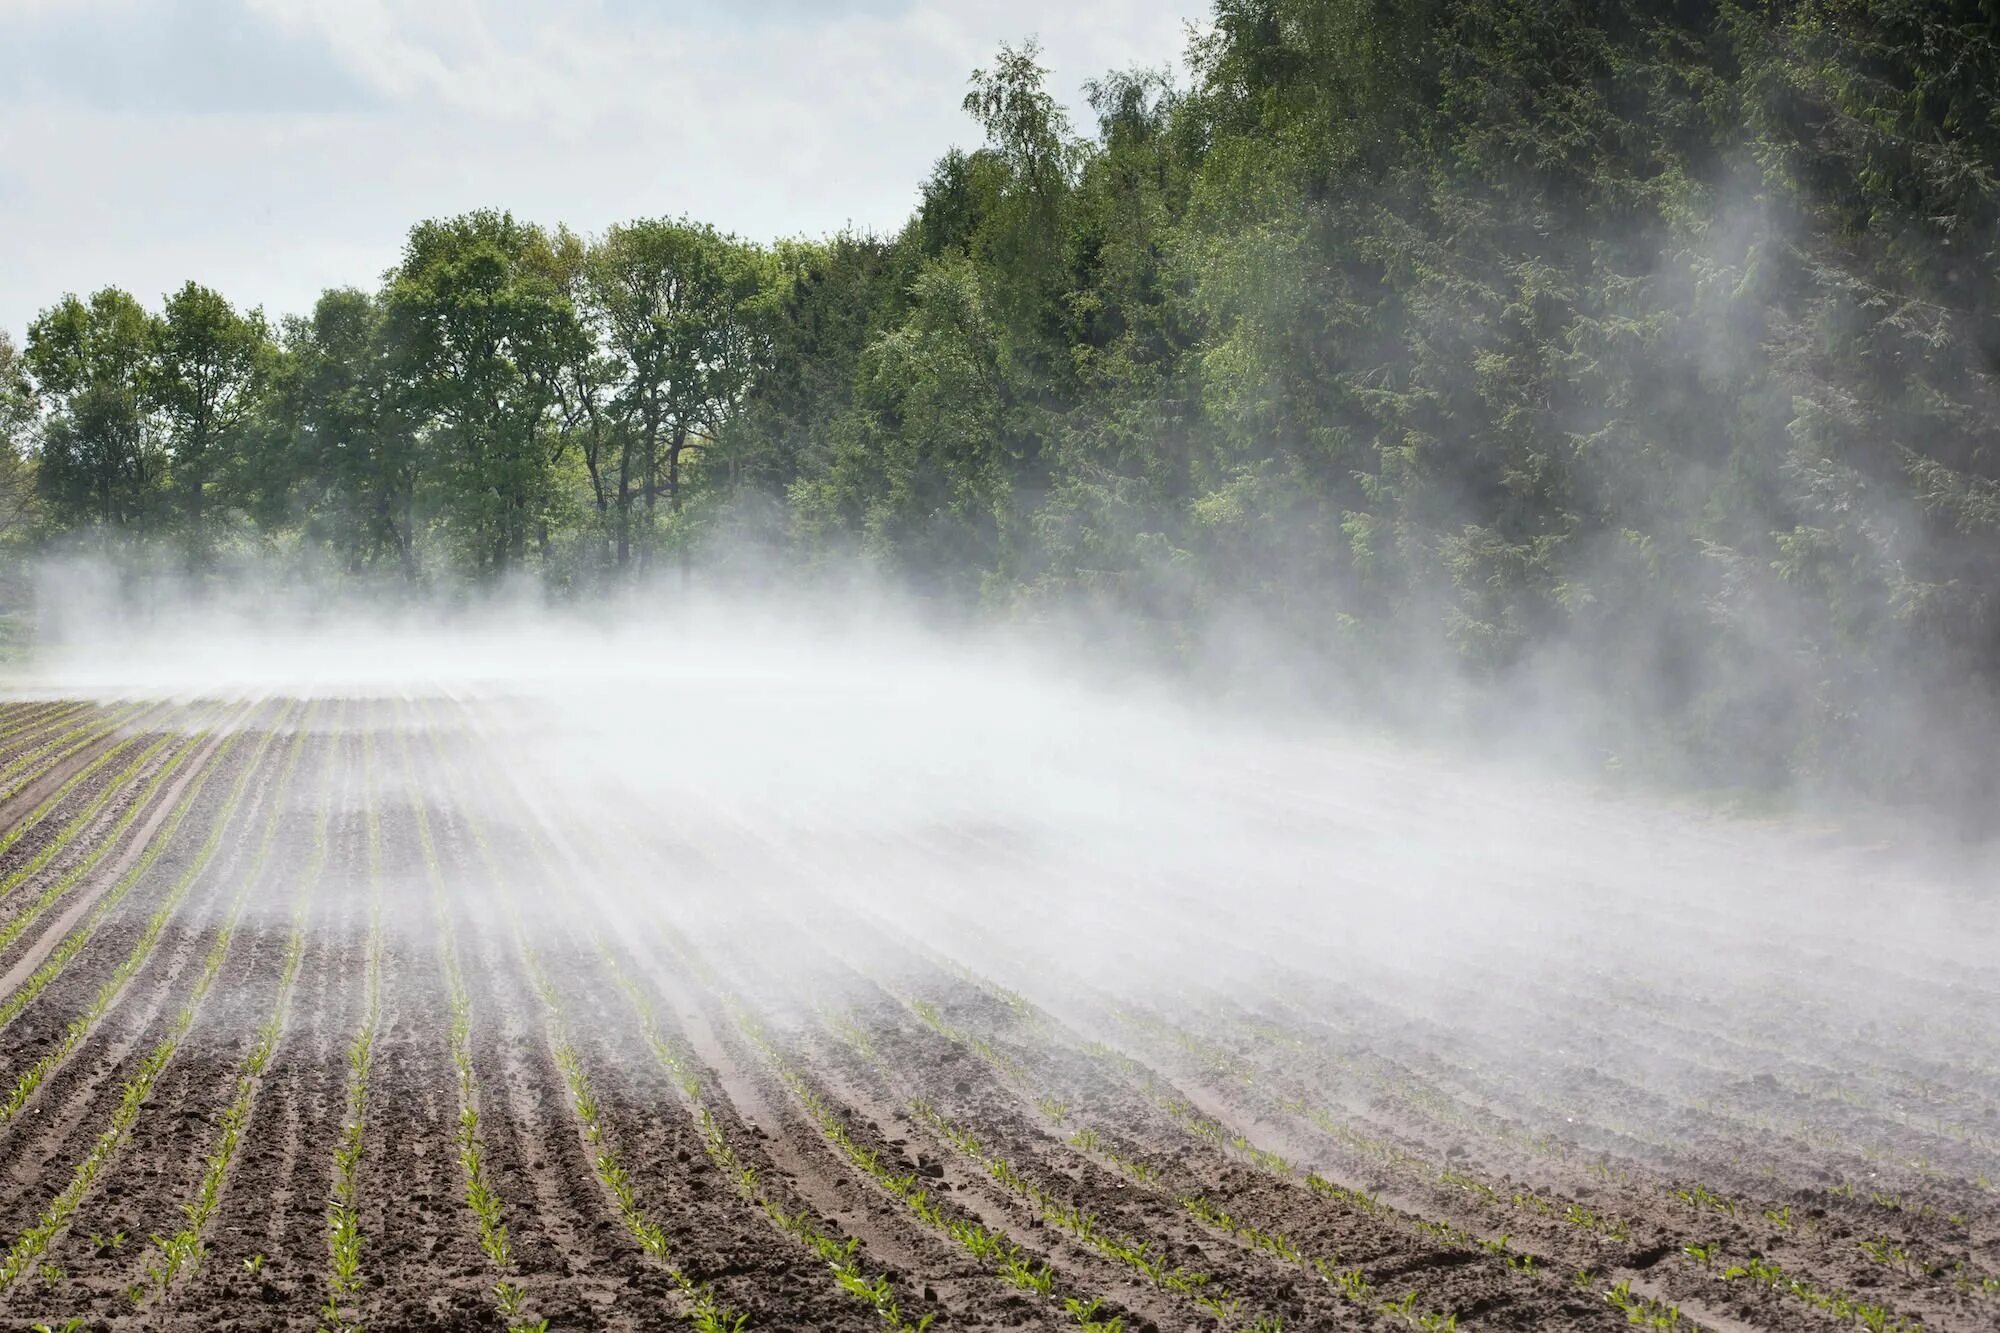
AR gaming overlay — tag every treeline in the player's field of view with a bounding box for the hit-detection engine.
[4,0,1999,806]
[0,214,763,580]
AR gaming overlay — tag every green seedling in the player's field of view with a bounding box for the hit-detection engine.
[1063,1295,1126,1333]
[1380,1291,1420,1318]
[1722,1256,1784,1290]
[1193,1292,1241,1321]
[1606,1279,1683,1329]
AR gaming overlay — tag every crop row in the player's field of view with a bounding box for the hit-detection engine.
[603,935,955,1333]
[322,728,384,1333]
[1188,996,1968,1326]
[0,715,272,1122]
[891,894,1964,1321]
[421,727,760,1332]
[895,920,1689,1330]
[444,724,718,1330]
[0,706,166,897]
[811,997,1268,1328]
[879,909,1957,1333]
[0,730,192,957]
[887,991,1472,1332]
[402,727,543,1333]
[1229,953,1997,1200]
[730,1005,1069,1331]
[432,715,948,1333]
[0,715,310,1318]
[0,702,150,804]
[141,705,340,1305]
[0,701,88,756]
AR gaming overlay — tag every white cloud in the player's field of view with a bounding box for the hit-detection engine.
[0,0,1202,335]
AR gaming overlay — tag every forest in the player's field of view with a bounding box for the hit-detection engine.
[2,0,1997,809]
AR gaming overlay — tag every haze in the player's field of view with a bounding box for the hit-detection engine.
[0,3,1995,1330]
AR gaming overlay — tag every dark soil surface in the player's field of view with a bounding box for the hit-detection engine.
[0,698,1991,1332]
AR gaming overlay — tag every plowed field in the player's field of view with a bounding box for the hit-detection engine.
[0,698,1993,1332]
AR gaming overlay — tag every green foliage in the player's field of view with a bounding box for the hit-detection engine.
[0,332,39,556]
[386,210,583,576]
[13,0,2000,803]
[271,288,418,576]
[586,216,768,568]
[26,288,161,529]
[150,282,270,539]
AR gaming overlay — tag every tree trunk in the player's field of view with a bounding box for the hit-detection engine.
[400,502,415,582]
[638,398,660,574]
[669,425,690,589]
[616,426,634,567]
[642,434,658,573]
[189,454,204,534]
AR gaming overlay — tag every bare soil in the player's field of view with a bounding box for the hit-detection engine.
[0,699,1991,1332]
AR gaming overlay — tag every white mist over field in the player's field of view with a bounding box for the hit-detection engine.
[13,571,1996,1020]
[4,561,2000,1307]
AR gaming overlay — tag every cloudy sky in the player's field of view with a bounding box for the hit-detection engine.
[0,0,1202,338]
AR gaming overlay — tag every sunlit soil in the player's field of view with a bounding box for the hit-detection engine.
[0,695,1991,1332]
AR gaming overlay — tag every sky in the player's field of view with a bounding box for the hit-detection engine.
[0,0,1203,339]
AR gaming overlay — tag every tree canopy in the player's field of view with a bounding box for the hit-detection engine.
[7,0,1999,806]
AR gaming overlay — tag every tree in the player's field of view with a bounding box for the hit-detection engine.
[149,281,270,549]
[25,289,160,530]
[275,288,421,578]
[961,40,1088,384]
[585,219,765,572]
[535,226,623,570]
[793,255,1011,596]
[386,211,581,577]
[0,333,39,549]
[0,3,1996,807]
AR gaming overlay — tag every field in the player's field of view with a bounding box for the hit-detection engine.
[0,696,1993,1333]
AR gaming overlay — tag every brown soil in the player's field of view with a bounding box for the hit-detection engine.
[0,698,1991,1333]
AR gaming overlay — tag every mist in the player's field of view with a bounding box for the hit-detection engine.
[0,544,1994,1331]
[16,554,1996,1106]
[3,4,1998,1328]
